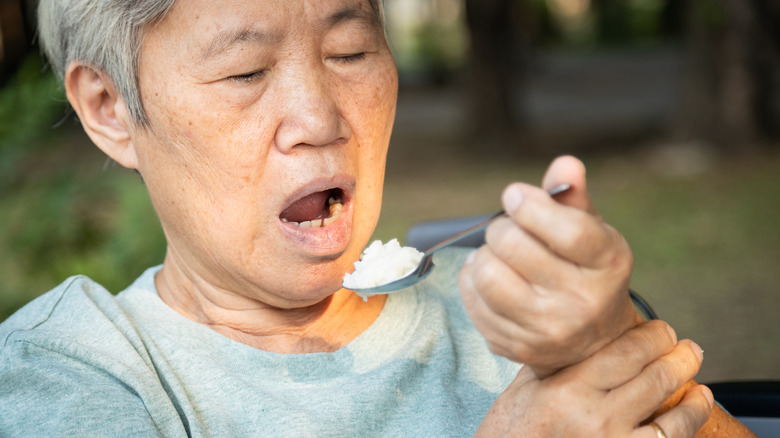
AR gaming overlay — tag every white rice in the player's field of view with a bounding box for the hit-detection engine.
[342,239,424,300]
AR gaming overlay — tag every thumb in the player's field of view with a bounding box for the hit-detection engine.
[542,155,598,216]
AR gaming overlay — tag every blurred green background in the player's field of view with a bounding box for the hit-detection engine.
[1,0,779,383]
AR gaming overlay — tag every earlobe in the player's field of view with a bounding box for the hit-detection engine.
[65,62,139,169]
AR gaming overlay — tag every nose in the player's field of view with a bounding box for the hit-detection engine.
[274,71,349,153]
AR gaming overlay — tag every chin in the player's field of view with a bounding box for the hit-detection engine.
[267,259,354,309]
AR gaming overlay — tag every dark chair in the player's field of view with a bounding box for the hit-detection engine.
[405,214,780,437]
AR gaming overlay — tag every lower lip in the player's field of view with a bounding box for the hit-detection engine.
[278,201,353,256]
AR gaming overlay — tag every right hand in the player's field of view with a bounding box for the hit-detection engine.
[459,156,638,377]
[476,320,714,437]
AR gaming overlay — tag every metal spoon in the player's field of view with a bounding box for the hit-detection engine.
[345,184,572,296]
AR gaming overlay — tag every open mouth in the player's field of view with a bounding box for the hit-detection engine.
[279,188,345,228]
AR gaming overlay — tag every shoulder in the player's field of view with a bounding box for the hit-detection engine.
[2,275,108,342]
[0,275,184,436]
[0,273,156,375]
[2,275,124,347]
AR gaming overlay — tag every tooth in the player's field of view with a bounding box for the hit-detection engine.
[299,220,312,228]
[310,219,322,227]
[323,216,336,226]
[281,218,289,223]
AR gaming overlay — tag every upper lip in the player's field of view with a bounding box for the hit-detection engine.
[278,175,355,218]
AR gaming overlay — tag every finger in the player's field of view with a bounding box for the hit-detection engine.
[458,255,537,360]
[564,320,678,391]
[459,247,584,365]
[463,245,581,344]
[459,246,554,351]
[484,216,579,292]
[461,245,536,324]
[502,183,632,269]
[635,385,714,438]
[541,155,599,216]
[611,339,705,425]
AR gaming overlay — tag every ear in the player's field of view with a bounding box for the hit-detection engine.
[65,62,139,169]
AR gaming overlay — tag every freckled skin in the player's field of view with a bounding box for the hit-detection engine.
[116,0,397,350]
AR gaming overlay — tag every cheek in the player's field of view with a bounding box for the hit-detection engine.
[133,118,271,267]
[142,83,272,192]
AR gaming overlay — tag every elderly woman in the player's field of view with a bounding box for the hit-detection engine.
[0,0,754,436]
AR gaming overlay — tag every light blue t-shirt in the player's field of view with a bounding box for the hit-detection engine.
[0,248,521,437]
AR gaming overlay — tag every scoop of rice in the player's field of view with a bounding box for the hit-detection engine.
[342,239,423,299]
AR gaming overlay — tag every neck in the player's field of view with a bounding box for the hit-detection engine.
[154,254,387,354]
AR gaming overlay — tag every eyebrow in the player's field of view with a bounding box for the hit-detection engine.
[326,6,381,30]
[200,28,280,62]
[199,5,381,62]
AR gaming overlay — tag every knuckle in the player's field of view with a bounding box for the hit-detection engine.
[578,292,604,320]
[612,240,634,275]
[471,256,499,292]
[611,331,647,363]
[642,320,676,351]
[680,404,706,435]
[544,378,576,402]
[650,360,684,393]
[485,218,520,259]
[558,220,592,253]
[539,320,576,352]
[483,218,505,247]
[580,224,633,272]
[597,237,633,275]
[670,403,708,437]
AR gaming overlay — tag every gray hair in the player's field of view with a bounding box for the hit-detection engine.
[37,0,385,127]
[37,0,176,126]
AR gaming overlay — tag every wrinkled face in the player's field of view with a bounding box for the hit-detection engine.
[133,0,397,307]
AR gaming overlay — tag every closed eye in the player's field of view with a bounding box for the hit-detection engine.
[226,69,267,84]
[329,52,367,64]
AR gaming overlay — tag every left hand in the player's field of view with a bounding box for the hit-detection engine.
[476,320,713,437]
[459,155,638,377]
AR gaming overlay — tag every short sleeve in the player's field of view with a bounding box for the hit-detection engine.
[0,340,178,437]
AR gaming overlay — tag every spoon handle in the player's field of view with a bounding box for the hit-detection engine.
[423,183,571,256]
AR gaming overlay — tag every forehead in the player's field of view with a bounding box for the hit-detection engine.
[151,0,381,48]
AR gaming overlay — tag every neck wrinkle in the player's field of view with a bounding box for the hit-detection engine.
[154,251,387,354]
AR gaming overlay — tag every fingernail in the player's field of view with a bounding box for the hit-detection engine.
[464,250,477,266]
[701,386,715,409]
[665,323,678,344]
[502,186,524,214]
[688,340,704,363]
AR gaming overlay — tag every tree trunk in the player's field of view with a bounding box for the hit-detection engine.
[715,0,762,152]
[674,0,778,154]
[463,0,523,150]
